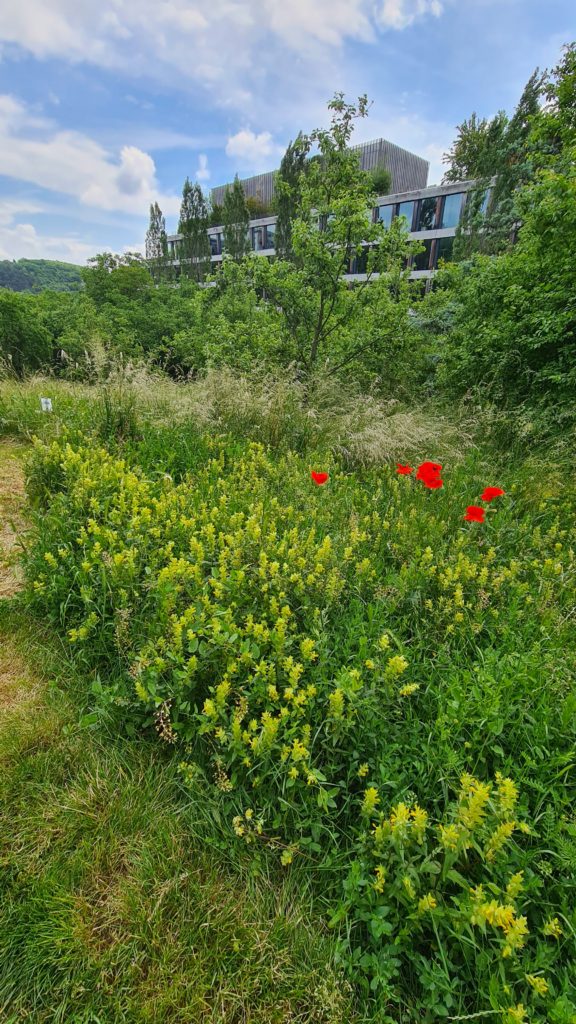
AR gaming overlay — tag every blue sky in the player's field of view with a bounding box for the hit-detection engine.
[0,0,572,264]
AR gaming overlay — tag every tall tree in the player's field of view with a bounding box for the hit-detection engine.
[145,202,170,284]
[251,93,414,374]
[178,178,211,283]
[274,134,311,260]
[222,176,250,261]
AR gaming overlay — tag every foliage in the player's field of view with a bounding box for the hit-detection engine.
[145,201,171,284]
[21,420,576,1021]
[0,289,52,376]
[209,202,224,227]
[223,176,250,262]
[274,134,311,260]
[177,178,211,283]
[246,196,271,219]
[368,165,392,196]
[0,258,84,293]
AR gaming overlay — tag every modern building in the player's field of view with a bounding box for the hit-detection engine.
[166,177,492,283]
[210,138,429,208]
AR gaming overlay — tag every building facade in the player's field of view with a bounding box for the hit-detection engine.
[210,138,429,208]
[166,178,491,282]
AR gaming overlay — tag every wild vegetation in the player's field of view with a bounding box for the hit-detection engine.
[1,40,575,1024]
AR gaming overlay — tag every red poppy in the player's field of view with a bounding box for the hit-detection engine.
[480,487,505,502]
[464,505,486,523]
[311,471,329,486]
[416,461,443,489]
[396,464,413,475]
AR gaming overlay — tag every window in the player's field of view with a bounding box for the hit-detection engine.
[265,222,276,249]
[412,239,433,271]
[396,201,415,230]
[209,234,222,256]
[252,226,266,251]
[435,236,454,266]
[439,192,464,228]
[480,188,491,215]
[376,204,393,229]
[416,197,438,231]
[349,248,368,275]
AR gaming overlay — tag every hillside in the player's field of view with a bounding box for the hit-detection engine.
[0,258,84,293]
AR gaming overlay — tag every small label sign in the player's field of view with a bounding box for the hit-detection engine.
[40,397,53,412]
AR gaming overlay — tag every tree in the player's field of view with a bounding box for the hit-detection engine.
[274,135,311,260]
[177,178,211,283]
[369,166,392,196]
[222,176,250,261]
[209,203,224,227]
[442,111,508,183]
[145,202,170,284]
[250,93,415,375]
[0,290,52,376]
[246,195,270,219]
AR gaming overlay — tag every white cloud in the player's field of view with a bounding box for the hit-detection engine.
[226,129,283,168]
[0,216,95,263]
[0,94,181,216]
[378,0,443,30]
[195,153,210,181]
[0,1,445,120]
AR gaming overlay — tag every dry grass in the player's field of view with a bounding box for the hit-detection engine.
[0,441,27,598]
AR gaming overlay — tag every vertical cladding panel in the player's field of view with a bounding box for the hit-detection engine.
[211,139,429,206]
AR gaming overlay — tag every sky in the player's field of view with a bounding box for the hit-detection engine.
[0,0,572,265]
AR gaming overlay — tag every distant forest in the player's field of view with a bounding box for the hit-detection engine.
[0,259,84,293]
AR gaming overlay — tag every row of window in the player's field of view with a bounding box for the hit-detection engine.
[376,189,490,232]
[348,236,455,274]
[171,189,490,261]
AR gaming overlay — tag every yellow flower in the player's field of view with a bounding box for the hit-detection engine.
[358,763,369,778]
[402,876,416,899]
[438,823,462,851]
[525,975,549,996]
[398,683,420,697]
[281,849,293,866]
[495,772,518,815]
[362,787,380,816]
[390,802,411,833]
[373,865,386,893]
[328,689,345,719]
[411,805,428,842]
[418,893,437,913]
[542,916,563,939]
[506,872,524,899]
[506,1005,527,1023]
[377,634,390,651]
[485,821,516,862]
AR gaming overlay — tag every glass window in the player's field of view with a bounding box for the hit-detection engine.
[396,201,415,230]
[252,226,265,251]
[265,222,276,249]
[435,236,454,266]
[209,234,222,256]
[412,239,433,271]
[480,188,491,215]
[440,192,464,228]
[376,204,393,229]
[349,248,368,275]
[416,197,438,231]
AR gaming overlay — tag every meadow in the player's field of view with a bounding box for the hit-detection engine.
[1,371,575,1024]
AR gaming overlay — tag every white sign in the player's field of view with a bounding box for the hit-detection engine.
[40,397,53,412]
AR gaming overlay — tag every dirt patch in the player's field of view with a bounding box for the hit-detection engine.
[0,442,27,597]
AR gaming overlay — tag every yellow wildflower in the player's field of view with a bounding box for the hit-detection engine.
[358,763,369,778]
[506,872,524,899]
[506,1005,527,1023]
[373,865,386,893]
[542,917,563,939]
[495,773,518,815]
[525,975,548,996]
[418,893,437,913]
[362,787,380,816]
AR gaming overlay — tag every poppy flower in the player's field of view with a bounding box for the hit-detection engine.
[396,464,413,475]
[464,505,486,523]
[416,461,443,489]
[311,471,329,486]
[480,487,505,502]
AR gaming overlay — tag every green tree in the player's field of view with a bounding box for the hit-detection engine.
[145,203,170,284]
[209,203,224,227]
[0,290,52,376]
[274,135,311,260]
[246,196,270,219]
[369,166,392,196]
[222,176,250,261]
[178,178,211,283]
[251,94,415,375]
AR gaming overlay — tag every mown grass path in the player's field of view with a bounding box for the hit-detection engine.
[0,440,27,600]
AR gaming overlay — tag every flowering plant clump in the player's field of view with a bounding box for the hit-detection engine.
[23,433,576,1021]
